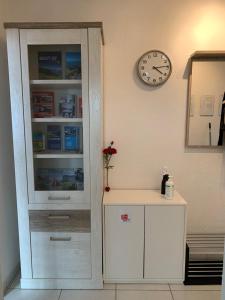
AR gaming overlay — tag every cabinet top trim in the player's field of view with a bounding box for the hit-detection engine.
[103,189,187,206]
[4,22,104,44]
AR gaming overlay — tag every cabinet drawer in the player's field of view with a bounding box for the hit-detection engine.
[29,210,90,232]
[31,191,89,205]
[31,232,91,279]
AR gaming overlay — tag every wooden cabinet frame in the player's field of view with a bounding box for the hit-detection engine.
[5,23,103,289]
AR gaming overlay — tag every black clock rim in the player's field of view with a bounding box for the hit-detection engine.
[137,50,172,87]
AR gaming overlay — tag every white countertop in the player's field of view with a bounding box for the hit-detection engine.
[103,189,186,206]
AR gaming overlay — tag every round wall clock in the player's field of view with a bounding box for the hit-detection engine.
[137,50,172,86]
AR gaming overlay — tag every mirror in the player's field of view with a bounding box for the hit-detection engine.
[186,52,225,147]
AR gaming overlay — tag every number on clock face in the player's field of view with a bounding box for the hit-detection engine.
[137,50,172,86]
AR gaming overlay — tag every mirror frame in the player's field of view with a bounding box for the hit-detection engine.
[186,51,225,148]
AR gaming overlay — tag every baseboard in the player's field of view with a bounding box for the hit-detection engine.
[21,278,103,289]
[103,278,184,284]
[3,264,20,295]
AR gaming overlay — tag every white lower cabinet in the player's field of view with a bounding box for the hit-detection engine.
[103,190,187,283]
[144,205,186,280]
[31,232,91,279]
[104,206,144,280]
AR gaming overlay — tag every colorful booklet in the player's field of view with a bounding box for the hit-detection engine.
[59,95,75,118]
[65,52,81,79]
[64,126,80,151]
[58,95,82,118]
[38,51,62,79]
[32,91,55,118]
[62,169,76,190]
[47,125,61,150]
[33,132,45,152]
[75,168,84,190]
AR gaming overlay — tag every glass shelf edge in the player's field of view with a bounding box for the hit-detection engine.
[32,118,83,123]
[33,153,83,159]
[30,79,82,85]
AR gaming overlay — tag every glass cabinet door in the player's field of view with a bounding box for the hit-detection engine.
[20,29,90,205]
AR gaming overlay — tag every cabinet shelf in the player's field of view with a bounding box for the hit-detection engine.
[33,153,83,159]
[32,118,82,123]
[30,79,82,87]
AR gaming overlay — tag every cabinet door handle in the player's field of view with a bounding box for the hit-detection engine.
[50,237,71,242]
[48,196,71,201]
[48,215,70,220]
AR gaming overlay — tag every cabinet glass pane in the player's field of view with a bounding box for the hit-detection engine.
[28,45,85,193]
[31,85,82,119]
[34,158,84,191]
[28,45,81,80]
[32,122,83,154]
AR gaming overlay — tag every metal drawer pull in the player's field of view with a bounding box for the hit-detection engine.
[48,215,70,220]
[48,196,71,201]
[50,237,71,242]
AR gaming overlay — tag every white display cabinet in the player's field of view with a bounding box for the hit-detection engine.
[5,22,103,289]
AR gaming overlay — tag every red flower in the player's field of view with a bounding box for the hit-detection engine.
[103,147,117,155]
[108,147,117,155]
[103,148,109,154]
[103,141,117,192]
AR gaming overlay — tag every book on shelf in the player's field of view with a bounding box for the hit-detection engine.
[33,132,45,152]
[75,168,84,190]
[47,125,61,150]
[65,52,81,80]
[64,125,81,152]
[59,95,75,118]
[36,168,84,191]
[38,51,62,79]
[62,169,77,191]
[59,95,82,118]
[32,91,55,118]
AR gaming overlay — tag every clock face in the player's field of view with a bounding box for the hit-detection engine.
[137,50,172,86]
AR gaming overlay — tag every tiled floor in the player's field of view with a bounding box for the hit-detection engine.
[4,276,222,300]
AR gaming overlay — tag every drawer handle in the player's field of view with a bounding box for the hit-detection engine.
[50,237,71,242]
[48,196,71,201]
[48,215,70,220]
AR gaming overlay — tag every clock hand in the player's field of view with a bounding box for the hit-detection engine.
[154,66,169,68]
[152,66,163,74]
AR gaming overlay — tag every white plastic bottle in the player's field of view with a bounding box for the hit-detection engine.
[165,175,174,200]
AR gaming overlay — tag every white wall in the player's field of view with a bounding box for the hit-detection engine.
[1,0,225,235]
[0,0,19,290]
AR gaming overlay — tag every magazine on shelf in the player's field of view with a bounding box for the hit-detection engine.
[36,168,83,191]
[64,125,80,151]
[62,169,77,190]
[65,52,81,79]
[59,95,82,118]
[38,51,62,79]
[47,125,61,150]
[32,91,55,118]
[59,95,75,118]
[75,168,84,190]
[33,132,45,152]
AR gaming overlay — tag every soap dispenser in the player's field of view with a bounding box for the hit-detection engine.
[161,167,169,195]
[165,175,174,200]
